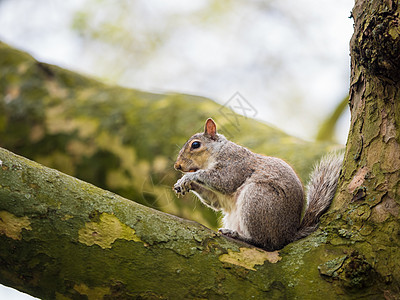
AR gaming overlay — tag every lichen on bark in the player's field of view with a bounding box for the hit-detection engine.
[0,210,32,240]
[78,213,143,248]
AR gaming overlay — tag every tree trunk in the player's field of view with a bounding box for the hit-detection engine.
[319,0,400,297]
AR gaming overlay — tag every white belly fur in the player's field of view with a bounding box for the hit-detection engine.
[221,184,251,238]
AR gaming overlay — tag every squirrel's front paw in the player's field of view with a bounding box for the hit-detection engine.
[173,175,193,197]
[218,228,239,239]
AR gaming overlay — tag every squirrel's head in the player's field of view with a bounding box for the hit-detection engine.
[174,118,225,173]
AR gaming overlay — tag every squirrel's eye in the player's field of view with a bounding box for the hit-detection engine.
[191,141,201,149]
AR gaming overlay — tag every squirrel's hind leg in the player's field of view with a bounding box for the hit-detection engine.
[218,228,255,246]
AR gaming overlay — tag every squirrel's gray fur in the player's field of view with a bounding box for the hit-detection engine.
[174,119,343,251]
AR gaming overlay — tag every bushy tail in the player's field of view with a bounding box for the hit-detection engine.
[295,152,344,240]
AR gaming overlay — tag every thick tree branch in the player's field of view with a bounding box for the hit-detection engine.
[2,145,389,299]
[0,146,289,299]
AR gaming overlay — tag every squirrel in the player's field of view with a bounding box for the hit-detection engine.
[173,118,343,251]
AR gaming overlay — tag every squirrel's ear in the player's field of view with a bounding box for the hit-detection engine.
[204,118,217,138]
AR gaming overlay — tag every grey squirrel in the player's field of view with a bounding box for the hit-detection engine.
[173,118,343,251]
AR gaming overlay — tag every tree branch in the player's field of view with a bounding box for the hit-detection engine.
[3,145,387,299]
[0,146,290,299]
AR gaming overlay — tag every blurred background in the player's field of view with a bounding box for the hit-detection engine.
[0,0,353,298]
[0,0,353,143]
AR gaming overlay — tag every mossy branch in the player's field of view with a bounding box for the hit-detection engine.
[2,144,396,299]
[0,146,293,299]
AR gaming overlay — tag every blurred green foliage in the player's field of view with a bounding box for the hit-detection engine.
[316,95,349,143]
[0,42,339,229]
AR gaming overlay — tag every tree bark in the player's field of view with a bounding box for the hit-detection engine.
[320,0,400,297]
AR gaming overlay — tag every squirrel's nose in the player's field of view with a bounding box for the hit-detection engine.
[174,163,182,171]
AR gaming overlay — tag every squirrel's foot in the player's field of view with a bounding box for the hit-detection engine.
[173,175,193,197]
[218,228,239,239]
